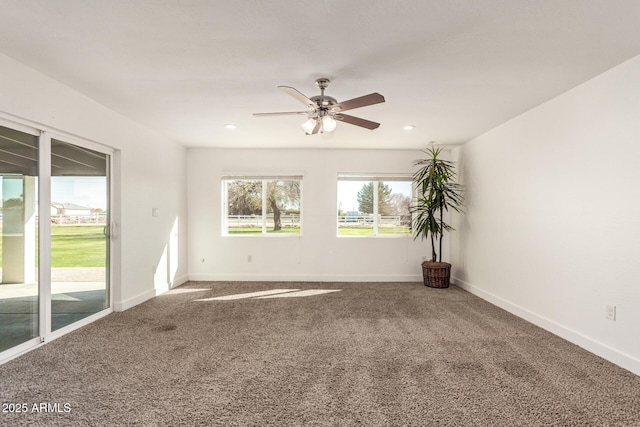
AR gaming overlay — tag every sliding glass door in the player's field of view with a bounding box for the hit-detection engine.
[0,124,112,357]
[0,126,39,352]
[50,139,109,331]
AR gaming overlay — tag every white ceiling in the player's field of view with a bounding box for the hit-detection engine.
[1,1,640,149]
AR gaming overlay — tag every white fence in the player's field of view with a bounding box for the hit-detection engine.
[227,215,301,228]
[0,213,108,226]
[225,214,410,228]
[3,213,409,228]
[50,213,108,225]
[337,215,410,227]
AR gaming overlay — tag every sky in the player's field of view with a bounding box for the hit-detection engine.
[51,177,107,210]
[1,176,107,210]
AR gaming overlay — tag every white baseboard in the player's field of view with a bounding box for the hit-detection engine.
[171,274,189,288]
[451,276,640,377]
[113,288,156,312]
[115,275,190,310]
[188,273,423,282]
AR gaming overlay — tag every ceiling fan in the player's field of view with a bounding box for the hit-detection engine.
[253,78,385,135]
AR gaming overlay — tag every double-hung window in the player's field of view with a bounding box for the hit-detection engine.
[337,174,412,237]
[222,175,302,235]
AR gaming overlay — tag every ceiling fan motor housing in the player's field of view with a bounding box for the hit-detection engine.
[312,78,336,117]
[310,95,337,116]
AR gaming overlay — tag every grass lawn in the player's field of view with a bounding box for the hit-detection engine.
[51,226,106,267]
[226,226,410,236]
[228,227,300,234]
[338,226,411,236]
[0,226,106,268]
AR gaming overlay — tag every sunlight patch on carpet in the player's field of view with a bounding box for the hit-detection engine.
[164,288,211,295]
[195,289,299,301]
[255,289,342,299]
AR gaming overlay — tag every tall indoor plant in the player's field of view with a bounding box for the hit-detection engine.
[411,146,464,288]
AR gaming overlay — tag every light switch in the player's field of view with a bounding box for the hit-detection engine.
[152,208,159,217]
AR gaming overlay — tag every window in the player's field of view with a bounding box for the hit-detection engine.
[337,174,412,237]
[222,176,302,235]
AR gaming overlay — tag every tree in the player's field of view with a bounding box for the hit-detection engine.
[266,180,300,231]
[3,197,24,209]
[388,193,411,216]
[357,182,392,215]
[227,180,262,215]
[411,147,464,262]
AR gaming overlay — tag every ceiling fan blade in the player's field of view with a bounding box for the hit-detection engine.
[335,114,380,130]
[331,93,385,112]
[278,86,317,111]
[253,111,308,116]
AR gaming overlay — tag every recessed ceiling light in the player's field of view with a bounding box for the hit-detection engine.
[403,125,415,130]
[224,124,237,129]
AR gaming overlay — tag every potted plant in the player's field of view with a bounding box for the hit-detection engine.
[411,146,464,288]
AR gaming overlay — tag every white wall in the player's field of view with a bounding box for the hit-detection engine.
[451,55,640,375]
[0,53,189,310]
[188,148,436,282]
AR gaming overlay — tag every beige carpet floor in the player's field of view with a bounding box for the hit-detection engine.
[1,281,639,426]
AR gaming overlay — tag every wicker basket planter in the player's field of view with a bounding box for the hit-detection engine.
[421,261,451,288]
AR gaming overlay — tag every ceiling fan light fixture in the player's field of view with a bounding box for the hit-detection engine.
[301,118,317,134]
[322,116,337,132]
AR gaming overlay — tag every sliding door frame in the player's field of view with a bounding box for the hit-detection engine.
[0,115,115,363]
[39,131,52,342]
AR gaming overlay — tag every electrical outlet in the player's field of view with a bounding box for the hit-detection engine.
[605,304,616,321]
[247,255,252,263]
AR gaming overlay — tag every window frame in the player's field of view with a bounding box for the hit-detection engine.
[337,173,413,238]
[221,175,303,237]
